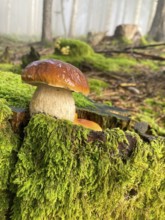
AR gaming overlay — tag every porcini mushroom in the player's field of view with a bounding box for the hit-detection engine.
[22,59,89,121]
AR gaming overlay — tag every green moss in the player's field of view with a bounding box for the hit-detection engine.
[54,38,94,57]
[103,101,113,106]
[0,99,12,123]
[44,38,94,67]
[135,97,165,136]
[86,53,159,73]
[88,78,109,95]
[0,63,14,72]
[72,92,95,108]
[48,52,138,73]
[43,38,160,73]
[111,35,150,47]
[51,54,84,67]
[139,36,148,45]
[10,114,165,220]
[0,63,21,74]
[0,71,35,108]
[87,53,138,72]
[0,99,20,219]
[47,42,138,73]
[138,60,159,71]
[111,37,133,47]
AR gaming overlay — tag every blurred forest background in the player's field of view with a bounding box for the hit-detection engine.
[0,0,162,40]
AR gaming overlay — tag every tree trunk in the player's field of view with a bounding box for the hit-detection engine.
[41,0,53,43]
[60,0,67,37]
[146,0,158,31]
[148,0,165,41]
[68,0,79,37]
[134,0,143,24]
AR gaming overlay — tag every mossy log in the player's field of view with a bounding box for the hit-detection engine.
[77,102,130,130]
[10,100,131,137]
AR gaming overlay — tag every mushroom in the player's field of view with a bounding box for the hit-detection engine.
[22,59,89,121]
[74,113,102,131]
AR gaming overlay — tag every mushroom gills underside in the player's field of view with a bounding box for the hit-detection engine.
[30,85,75,121]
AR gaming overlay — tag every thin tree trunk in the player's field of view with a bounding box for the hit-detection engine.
[7,0,11,33]
[68,0,79,37]
[60,0,67,37]
[134,0,143,24]
[147,0,158,31]
[148,0,165,41]
[41,0,53,43]
[105,0,113,32]
[121,0,127,22]
[31,0,35,35]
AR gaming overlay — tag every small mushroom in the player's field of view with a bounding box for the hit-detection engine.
[22,59,89,121]
[74,113,102,131]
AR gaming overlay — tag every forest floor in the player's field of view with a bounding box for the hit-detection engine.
[86,67,164,116]
[0,36,165,133]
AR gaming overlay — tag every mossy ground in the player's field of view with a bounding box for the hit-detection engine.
[88,78,109,95]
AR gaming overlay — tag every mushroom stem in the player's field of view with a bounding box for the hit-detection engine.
[30,84,75,121]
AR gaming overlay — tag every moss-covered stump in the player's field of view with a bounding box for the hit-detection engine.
[11,114,165,220]
[54,38,94,57]
[73,93,130,130]
[77,104,130,130]
[0,99,20,219]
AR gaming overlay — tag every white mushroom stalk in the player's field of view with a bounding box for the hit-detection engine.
[30,84,75,121]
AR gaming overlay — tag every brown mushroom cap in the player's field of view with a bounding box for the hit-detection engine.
[22,59,89,95]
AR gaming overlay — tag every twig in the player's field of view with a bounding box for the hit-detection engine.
[124,42,165,51]
[96,48,165,61]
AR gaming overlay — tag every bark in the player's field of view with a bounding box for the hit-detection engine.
[148,0,165,41]
[41,0,53,43]
[147,0,158,30]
